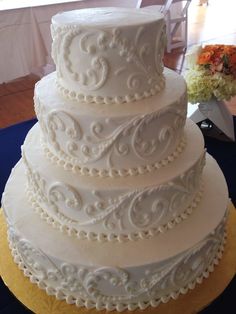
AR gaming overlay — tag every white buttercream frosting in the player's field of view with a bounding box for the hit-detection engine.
[35,69,187,177]
[51,7,166,104]
[1,6,231,311]
[2,156,229,311]
[52,7,163,27]
[21,120,205,240]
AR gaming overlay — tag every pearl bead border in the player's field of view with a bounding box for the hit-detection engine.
[6,222,227,312]
[41,137,187,178]
[27,183,204,243]
[56,76,165,105]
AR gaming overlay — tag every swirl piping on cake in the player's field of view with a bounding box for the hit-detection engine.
[52,22,166,104]
[41,137,186,178]
[35,96,187,173]
[26,184,204,243]
[6,215,227,311]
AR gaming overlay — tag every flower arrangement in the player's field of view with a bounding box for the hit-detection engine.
[184,44,236,103]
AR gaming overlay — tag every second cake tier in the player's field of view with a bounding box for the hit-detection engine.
[35,68,187,178]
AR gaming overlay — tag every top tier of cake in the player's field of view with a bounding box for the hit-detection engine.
[51,7,166,104]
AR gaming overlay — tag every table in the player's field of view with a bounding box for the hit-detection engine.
[0,118,236,313]
[0,0,138,84]
[187,102,235,141]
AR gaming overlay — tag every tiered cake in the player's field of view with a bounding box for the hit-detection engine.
[2,7,229,312]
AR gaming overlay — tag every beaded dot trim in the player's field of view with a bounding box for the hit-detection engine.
[7,224,226,312]
[56,76,165,105]
[27,183,204,243]
[41,137,187,178]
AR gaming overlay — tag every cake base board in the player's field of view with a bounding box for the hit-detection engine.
[0,206,236,314]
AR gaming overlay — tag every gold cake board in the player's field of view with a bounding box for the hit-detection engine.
[0,206,236,314]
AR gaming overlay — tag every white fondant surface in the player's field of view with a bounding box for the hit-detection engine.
[2,155,228,267]
[52,7,163,27]
[2,155,228,311]
[51,7,166,103]
[35,69,187,176]
[35,68,186,116]
[23,119,202,192]
[0,6,230,311]
[35,70,187,176]
[21,119,205,239]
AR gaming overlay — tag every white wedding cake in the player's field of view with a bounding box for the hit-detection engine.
[2,7,229,312]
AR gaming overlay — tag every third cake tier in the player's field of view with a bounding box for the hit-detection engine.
[22,118,204,241]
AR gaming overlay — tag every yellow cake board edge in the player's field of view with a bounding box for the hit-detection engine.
[0,205,236,314]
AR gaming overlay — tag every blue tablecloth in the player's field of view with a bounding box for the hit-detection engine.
[0,118,236,313]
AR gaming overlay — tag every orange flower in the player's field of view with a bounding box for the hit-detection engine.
[196,44,236,75]
[211,52,222,65]
[197,51,213,65]
[229,53,236,65]
[202,45,220,52]
[223,45,236,55]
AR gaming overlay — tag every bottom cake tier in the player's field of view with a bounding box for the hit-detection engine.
[2,156,229,312]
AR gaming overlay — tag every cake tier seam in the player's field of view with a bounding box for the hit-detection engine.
[56,77,166,105]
